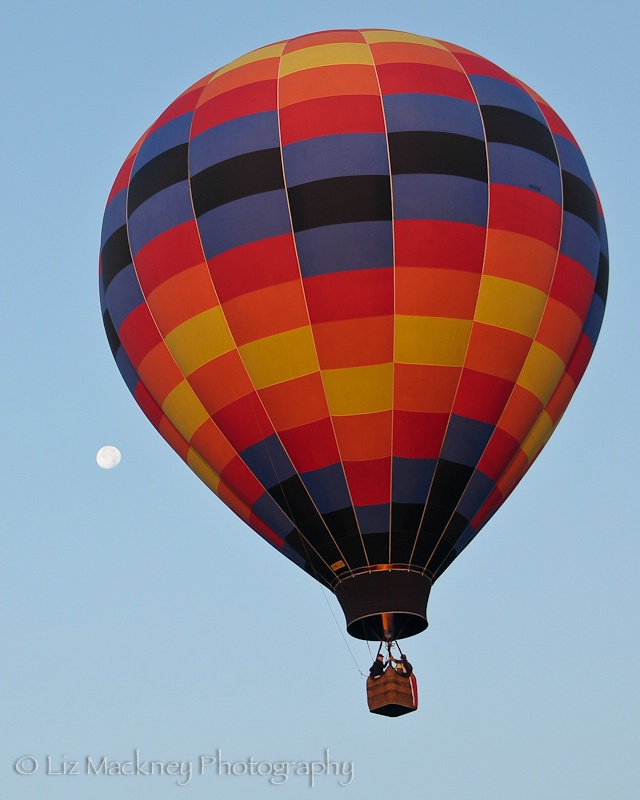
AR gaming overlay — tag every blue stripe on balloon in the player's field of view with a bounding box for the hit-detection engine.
[582,293,606,347]
[301,463,352,514]
[282,541,307,567]
[456,469,496,521]
[440,415,494,467]
[383,93,485,138]
[127,181,194,255]
[487,143,562,204]
[391,457,436,504]
[295,221,393,277]
[467,75,547,122]
[115,346,140,396]
[559,214,601,281]
[251,492,296,539]
[196,190,291,259]
[282,133,389,187]
[240,434,297,489]
[189,111,280,173]
[131,113,193,173]
[105,264,144,331]
[392,174,488,225]
[554,136,594,186]
[356,504,390,534]
[101,189,127,247]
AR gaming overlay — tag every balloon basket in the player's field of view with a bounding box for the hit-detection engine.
[366,669,418,717]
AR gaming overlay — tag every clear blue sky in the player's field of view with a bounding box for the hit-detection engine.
[2,1,638,798]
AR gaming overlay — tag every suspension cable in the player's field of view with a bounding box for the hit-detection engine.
[321,587,367,678]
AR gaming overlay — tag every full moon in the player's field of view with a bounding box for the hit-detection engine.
[96,445,121,470]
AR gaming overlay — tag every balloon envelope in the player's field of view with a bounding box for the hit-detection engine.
[100,30,608,640]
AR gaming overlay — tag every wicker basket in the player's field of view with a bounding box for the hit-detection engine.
[366,667,418,717]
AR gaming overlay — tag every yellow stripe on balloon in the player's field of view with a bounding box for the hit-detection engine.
[211,43,285,79]
[519,409,554,462]
[322,363,393,415]
[395,316,472,366]
[517,341,566,406]
[279,43,374,76]
[361,30,445,48]
[163,307,235,376]
[187,447,221,493]
[162,381,210,442]
[475,276,547,338]
[238,326,319,389]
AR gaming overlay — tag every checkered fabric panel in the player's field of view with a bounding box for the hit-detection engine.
[99,29,608,588]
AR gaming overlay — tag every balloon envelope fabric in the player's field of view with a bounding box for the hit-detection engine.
[100,29,608,638]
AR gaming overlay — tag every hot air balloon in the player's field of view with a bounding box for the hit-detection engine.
[99,30,607,674]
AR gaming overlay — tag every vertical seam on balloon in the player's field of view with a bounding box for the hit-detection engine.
[403,43,493,575]
[426,73,568,580]
[363,30,398,570]
[485,81,571,473]
[191,64,340,587]
[181,71,297,544]
[123,68,335,586]
[121,79,235,505]
[274,35,371,576]
[199,50,346,584]
[122,73,255,519]
[266,37,364,577]
[444,83,572,542]
[431,86,570,578]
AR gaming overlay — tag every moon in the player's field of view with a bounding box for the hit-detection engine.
[96,445,121,470]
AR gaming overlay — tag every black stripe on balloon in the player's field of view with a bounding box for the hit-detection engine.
[388,131,488,181]
[390,503,425,564]
[423,515,470,574]
[100,225,132,291]
[361,532,392,566]
[287,175,392,231]
[428,539,461,578]
[270,475,345,565]
[284,530,336,586]
[322,508,366,565]
[190,148,284,217]
[595,252,609,304]
[561,170,600,234]
[412,509,469,570]
[127,144,189,216]
[102,309,121,358]
[428,459,475,510]
[481,106,558,164]
[407,459,473,567]
[334,534,367,569]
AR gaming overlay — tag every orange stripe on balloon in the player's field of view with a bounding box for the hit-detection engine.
[279,64,381,107]
[333,412,392,461]
[222,281,310,346]
[312,316,393,369]
[146,265,217,336]
[257,373,329,431]
[395,267,481,319]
